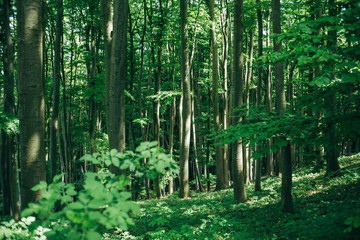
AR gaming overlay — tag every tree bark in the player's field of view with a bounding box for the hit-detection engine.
[255,0,263,192]
[179,0,191,198]
[100,0,113,132]
[1,0,20,220]
[233,0,247,203]
[208,0,226,190]
[49,0,63,181]
[272,0,294,213]
[325,0,340,174]
[17,0,46,210]
[109,0,128,155]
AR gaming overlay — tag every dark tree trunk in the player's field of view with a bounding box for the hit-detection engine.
[272,0,294,213]
[1,0,20,220]
[49,0,63,181]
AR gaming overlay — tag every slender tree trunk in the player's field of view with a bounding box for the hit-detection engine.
[233,0,247,203]
[208,0,226,190]
[49,0,63,181]
[265,9,274,176]
[221,0,231,188]
[1,0,20,220]
[100,0,113,131]
[325,0,340,174]
[17,0,46,210]
[272,0,294,213]
[179,0,191,198]
[255,0,263,192]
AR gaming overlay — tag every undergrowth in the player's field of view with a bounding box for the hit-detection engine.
[110,153,360,239]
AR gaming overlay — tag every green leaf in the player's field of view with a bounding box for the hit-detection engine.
[53,174,64,183]
[86,230,102,240]
[67,202,84,210]
[112,157,120,167]
[110,149,118,157]
[31,181,47,191]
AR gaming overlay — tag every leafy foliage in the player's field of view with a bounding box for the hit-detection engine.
[0,111,19,136]
[0,142,178,239]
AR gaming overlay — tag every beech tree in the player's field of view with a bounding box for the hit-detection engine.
[17,0,46,210]
[108,0,128,154]
[179,0,191,199]
[232,0,247,204]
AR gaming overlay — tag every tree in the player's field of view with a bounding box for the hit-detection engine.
[17,0,46,210]
[254,0,263,192]
[1,0,20,220]
[179,0,191,199]
[109,0,128,154]
[232,0,247,203]
[325,0,340,174]
[49,0,63,181]
[272,0,294,213]
[208,0,227,191]
[101,0,112,129]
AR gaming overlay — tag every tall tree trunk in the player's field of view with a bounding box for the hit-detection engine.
[233,0,247,203]
[17,0,46,210]
[49,0,63,181]
[1,0,20,220]
[244,29,254,184]
[265,9,274,177]
[325,0,340,174]
[255,0,263,192]
[221,0,231,188]
[208,0,226,190]
[109,0,128,156]
[179,0,191,199]
[272,0,294,213]
[100,0,113,132]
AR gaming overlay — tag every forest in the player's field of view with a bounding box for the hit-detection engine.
[0,0,359,239]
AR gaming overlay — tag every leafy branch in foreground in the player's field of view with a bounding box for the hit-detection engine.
[0,142,178,240]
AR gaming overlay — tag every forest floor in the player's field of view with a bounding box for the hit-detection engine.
[110,154,360,240]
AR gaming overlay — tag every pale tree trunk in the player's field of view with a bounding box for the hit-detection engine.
[17,0,46,210]
[100,0,113,131]
[233,0,247,203]
[272,0,294,213]
[49,0,63,181]
[220,0,231,188]
[265,9,274,176]
[179,0,191,198]
[208,0,226,190]
[1,0,20,220]
[325,0,340,174]
[255,0,263,192]
[109,0,128,155]
[244,30,254,184]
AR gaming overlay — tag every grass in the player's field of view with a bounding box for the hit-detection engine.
[109,154,360,239]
